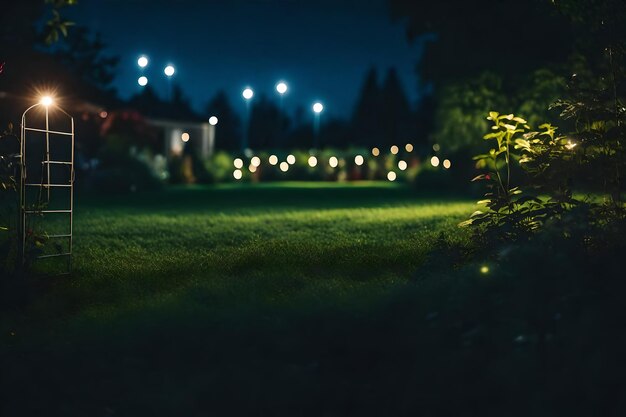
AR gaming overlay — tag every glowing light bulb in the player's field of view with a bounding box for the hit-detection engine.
[40,96,53,106]
[234,158,244,169]
[308,156,318,167]
[398,160,407,171]
[269,155,278,165]
[137,56,148,68]
[251,156,261,167]
[280,162,289,172]
[242,88,254,100]
[372,147,380,157]
[287,154,296,164]
[405,143,414,152]
[354,155,364,166]
[313,102,323,113]
[209,116,218,126]
[390,145,399,155]
[181,132,190,142]
[387,171,397,181]
[164,65,175,77]
[329,156,338,168]
[430,156,440,167]
[233,169,242,180]
[138,76,148,86]
[443,159,451,169]
[276,82,288,95]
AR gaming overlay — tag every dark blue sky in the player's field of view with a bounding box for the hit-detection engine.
[71,0,425,119]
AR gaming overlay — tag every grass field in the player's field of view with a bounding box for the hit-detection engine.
[2,183,625,416]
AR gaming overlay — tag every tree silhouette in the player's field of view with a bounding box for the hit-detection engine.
[351,67,382,147]
[381,68,413,147]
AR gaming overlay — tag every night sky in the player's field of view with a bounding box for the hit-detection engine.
[70,0,425,119]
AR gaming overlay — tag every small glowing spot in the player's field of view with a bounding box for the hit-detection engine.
[137,56,148,68]
[164,65,175,77]
[287,154,296,164]
[251,156,261,167]
[269,155,278,165]
[276,82,288,94]
[249,164,257,173]
[480,265,489,274]
[443,159,451,169]
[40,96,53,106]
[308,156,318,167]
[398,160,407,171]
[234,158,244,169]
[354,155,364,166]
[329,156,338,168]
[242,88,254,100]
[372,147,380,156]
[280,161,289,172]
[209,116,218,126]
[565,140,577,150]
[233,169,243,180]
[99,111,108,119]
[313,102,324,113]
[405,143,414,152]
[390,145,399,155]
[138,76,148,86]
[181,132,190,142]
[432,143,440,152]
[387,171,397,181]
[430,156,440,167]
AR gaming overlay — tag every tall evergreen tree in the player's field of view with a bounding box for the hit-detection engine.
[351,67,382,147]
[381,68,413,147]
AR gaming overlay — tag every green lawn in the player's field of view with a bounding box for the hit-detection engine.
[3,183,624,416]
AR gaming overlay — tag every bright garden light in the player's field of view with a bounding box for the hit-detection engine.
[138,76,148,86]
[308,156,318,167]
[234,158,244,169]
[40,96,53,106]
[372,147,380,156]
[276,82,288,95]
[443,159,452,169]
[249,164,257,173]
[251,156,261,167]
[390,145,399,155]
[287,154,296,164]
[233,169,243,180]
[164,65,175,77]
[269,155,278,165]
[137,56,148,68]
[329,156,338,168]
[405,143,414,152]
[430,156,440,167]
[313,102,323,113]
[480,265,489,274]
[387,171,397,181]
[242,88,254,100]
[354,155,364,166]
[280,161,289,172]
[565,140,577,150]
[209,116,218,126]
[181,132,190,142]
[398,160,407,171]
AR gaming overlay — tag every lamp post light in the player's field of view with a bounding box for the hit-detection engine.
[137,76,148,87]
[164,64,175,101]
[242,87,254,151]
[312,101,323,149]
[137,56,148,69]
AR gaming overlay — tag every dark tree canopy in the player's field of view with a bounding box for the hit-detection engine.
[204,91,241,151]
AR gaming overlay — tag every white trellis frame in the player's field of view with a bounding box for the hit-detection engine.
[20,100,75,274]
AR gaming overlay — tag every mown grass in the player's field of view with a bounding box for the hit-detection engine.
[4,183,625,416]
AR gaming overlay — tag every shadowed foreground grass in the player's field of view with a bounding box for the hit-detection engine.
[2,183,625,416]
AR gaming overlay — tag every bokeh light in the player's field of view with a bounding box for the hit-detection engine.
[269,155,278,165]
[387,171,397,181]
[354,155,364,166]
[313,102,324,113]
[137,56,148,68]
[209,116,218,126]
[443,159,451,169]
[432,143,441,152]
[280,162,289,172]
[242,88,254,100]
[233,169,242,180]
[276,82,288,94]
[249,164,257,173]
[372,147,380,156]
[405,143,414,152]
[251,156,261,167]
[398,160,407,171]
[137,76,148,86]
[329,156,338,168]
[480,265,489,274]
[181,132,190,142]
[287,154,296,164]
[390,145,399,155]
[164,65,175,77]
[234,158,244,169]
[430,156,440,167]
[308,156,318,167]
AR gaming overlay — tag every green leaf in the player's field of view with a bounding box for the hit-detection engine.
[488,111,499,121]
